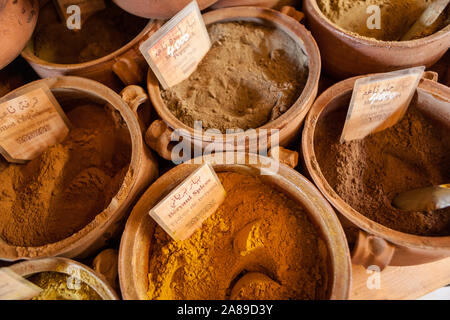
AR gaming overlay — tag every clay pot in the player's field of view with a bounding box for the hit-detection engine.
[119,153,351,300]
[302,73,450,269]
[112,0,218,19]
[146,6,320,160]
[0,0,38,69]
[21,2,162,91]
[303,0,450,79]
[0,76,158,261]
[9,257,119,300]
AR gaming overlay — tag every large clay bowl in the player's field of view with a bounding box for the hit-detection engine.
[302,75,450,269]
[112,0,218,19]
[0,77,158,261]
[146,6,321,160]
[303,0,450,79]
[119,153,351,300]
[0,0,38,69]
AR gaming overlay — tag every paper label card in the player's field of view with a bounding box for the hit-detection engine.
[340,66,425,143]
[150,164,226,241]
[0,268,42,300]
[0,83,71,163]
[140,0,211,89]
[54,0,106,27]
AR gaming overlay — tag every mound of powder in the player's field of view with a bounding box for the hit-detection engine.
[314,105,450,236]
[0,104,131,247]
[33,2,148,64]
[317,0,449,41]
[147,172,328,300]
[162,21,309,132]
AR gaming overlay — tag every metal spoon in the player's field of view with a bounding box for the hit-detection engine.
[392,184,450,212]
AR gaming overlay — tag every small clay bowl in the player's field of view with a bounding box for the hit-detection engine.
[0,0,38,69]
[21,2,162,91]
[303,0,450,79]
[119,152,351,300]
[112,0,219,19]
[302,73,450,269]
[0,77,158,261]
[146,6,321,160]
[9,257,119,300]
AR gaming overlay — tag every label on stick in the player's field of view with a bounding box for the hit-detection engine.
[0,83,71,163]
[140,0,211,89]
[54,0,106,27]
[340,66,425,143]
[0,268,42,300]
[150,164,226,241]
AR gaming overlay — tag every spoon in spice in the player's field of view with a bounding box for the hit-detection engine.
[392,184,450,212]
[401,0,450,41]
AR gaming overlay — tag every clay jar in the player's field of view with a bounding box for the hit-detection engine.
[112,0,218,19]
[303,0,450,79]
[21,2,162,91]
[119,153,351,300]
[146,6,321,160]
[302,74,450,269]
[0,0,38,69]
[9,257,119,300]
[0,77,158,261]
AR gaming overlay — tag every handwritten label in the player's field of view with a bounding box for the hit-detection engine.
[0,268,42,300]
[341,66,425,143]
[150,164,226,241]
[54,0,106,27]
[0,84,70,163]
[140,1,211,89]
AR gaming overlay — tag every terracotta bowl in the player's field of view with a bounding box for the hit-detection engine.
[0,77,158,261]
[119,153,351,300]
[303,0,450,79]
[112,0,219,19]
[302,74,450,269]
[0,0,38,69]
[9,257,119,300]
[146,6,321,160]
[21,2,161,91]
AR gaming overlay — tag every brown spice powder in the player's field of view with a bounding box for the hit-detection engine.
[314,105,450,236]
[147,172,328,300]
[0,104,131,247]
[317,0,449,41]
[162,22,309,133]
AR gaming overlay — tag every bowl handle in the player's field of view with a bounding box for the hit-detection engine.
[280,6,305,22]
[268,146,299,168]
[352,230,395,270]
[120,85,150,132]
[112,57,144,86]
[422,71,439,82]
[144,119,174,160]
